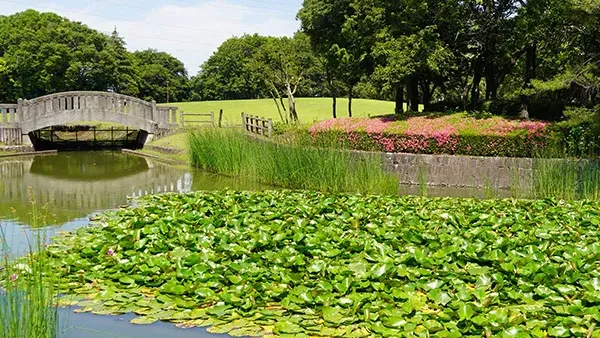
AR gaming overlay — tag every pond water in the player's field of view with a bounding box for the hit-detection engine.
[0,151,496,337]
[0,151,261,338]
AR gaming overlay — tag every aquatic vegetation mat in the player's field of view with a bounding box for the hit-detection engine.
[22,191,600,337]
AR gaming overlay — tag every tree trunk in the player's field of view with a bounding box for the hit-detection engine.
[279,97,288,124]
[485,65,497,101]
[395,85,404,115]
[286,83,298,123]
[270,90,286,123]
[519,44,537,120]
[348,85,354,118]
[471,61,483,108]
[408,76,419,112]
[332,95,337,118]
[421,82,433,112]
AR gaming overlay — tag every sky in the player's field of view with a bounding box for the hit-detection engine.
[0,0,303,76]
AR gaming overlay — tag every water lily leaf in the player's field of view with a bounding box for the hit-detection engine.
[130,316,158,325]
[274,320,303,334]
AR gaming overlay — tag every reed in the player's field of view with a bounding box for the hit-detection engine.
[187,128,399,195]
[0,192,60,338]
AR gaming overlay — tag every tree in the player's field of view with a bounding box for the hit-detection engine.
[193,34,269,101]
[250,33,317,123]
[0,10,139,101]
[132,49,189,103]
[299,0,375,117]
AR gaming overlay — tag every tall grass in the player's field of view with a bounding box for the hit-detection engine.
[187,129,399,194]
[0,192,60,338]
[533,158,600,200]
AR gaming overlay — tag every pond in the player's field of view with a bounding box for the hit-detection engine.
[0,151,498,338]
[0,151,261,338]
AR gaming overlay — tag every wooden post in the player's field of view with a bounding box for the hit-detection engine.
[111,126,114,140]
[50,126,53,142]
[241,112,245,131]
[126,126,129,141]
[218,109,223,128]
[267,118,273,138]
[180,110,184,128]
[75,129,78,142]
[93,126,96,142]
[210,111,215,127]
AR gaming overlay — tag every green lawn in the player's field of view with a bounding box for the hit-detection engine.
[163,98,396,125]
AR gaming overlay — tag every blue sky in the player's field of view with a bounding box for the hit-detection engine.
[0,0,303,75]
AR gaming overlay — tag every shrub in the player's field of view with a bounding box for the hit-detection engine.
[303,115,551,158]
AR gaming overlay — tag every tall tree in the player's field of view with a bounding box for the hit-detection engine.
[132,49,189,103]
[193,34,269,101]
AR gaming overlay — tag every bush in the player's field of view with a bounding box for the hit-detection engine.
[302,115,551,158]
[550,106,600,157]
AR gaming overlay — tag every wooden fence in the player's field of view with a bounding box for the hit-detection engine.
[241,113,273,138]
[181,109,223,128]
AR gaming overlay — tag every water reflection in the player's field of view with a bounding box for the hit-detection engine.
[0,151,261,227]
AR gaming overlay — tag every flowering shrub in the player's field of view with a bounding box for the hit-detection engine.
[305,114,551,157]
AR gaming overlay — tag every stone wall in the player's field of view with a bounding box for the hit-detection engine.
[369,151,535,189]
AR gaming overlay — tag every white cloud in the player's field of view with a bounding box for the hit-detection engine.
[1,0,301,75]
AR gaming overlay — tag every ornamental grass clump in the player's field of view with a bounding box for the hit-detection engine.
[19,190,600,337]
[187,128,398,194]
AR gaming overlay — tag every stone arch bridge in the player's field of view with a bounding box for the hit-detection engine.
[0,91,180,145]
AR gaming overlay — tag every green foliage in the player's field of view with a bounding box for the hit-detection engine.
[132,49,189,103]
[551,107,600,156]
[192,34,270,101]
[302,130,550,158]
[0,10,189,103]
[19,190,600,336]
[187,128,398,194]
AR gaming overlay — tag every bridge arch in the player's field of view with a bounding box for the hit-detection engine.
[16,91,179,134]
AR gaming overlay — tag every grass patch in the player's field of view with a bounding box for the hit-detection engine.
[21,190,600,337]
[165,98,396,125]
[188,128,398,194]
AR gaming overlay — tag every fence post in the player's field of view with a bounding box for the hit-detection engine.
[218,109,223,128]
[17,98,23,125]
[181,110,185,128]
[241,112,245,131]
[268,118,273,138]
[151,100,157,122]
[210,111,215,127]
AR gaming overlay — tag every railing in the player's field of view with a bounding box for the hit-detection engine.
[181,110,224,128]
[21,91,155,121]
[157,106,179,129]
[241,113,273,138]
[0,104,19,125]
[0,127,22,145]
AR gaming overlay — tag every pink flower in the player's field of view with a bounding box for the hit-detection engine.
[9,274,18,282]
[107,248,115,256]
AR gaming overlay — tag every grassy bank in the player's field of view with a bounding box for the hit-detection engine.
[23,190,600,337]
[188,128,398,194]
[165,98,397,125]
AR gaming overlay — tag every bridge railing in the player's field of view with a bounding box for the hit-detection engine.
[157,106,179,129]
[0,103,19,125]
[20,91,156,123]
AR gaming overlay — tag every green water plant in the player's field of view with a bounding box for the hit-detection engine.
[20,190,600,337]
[187,128,398,195]
[0,194,60,338]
